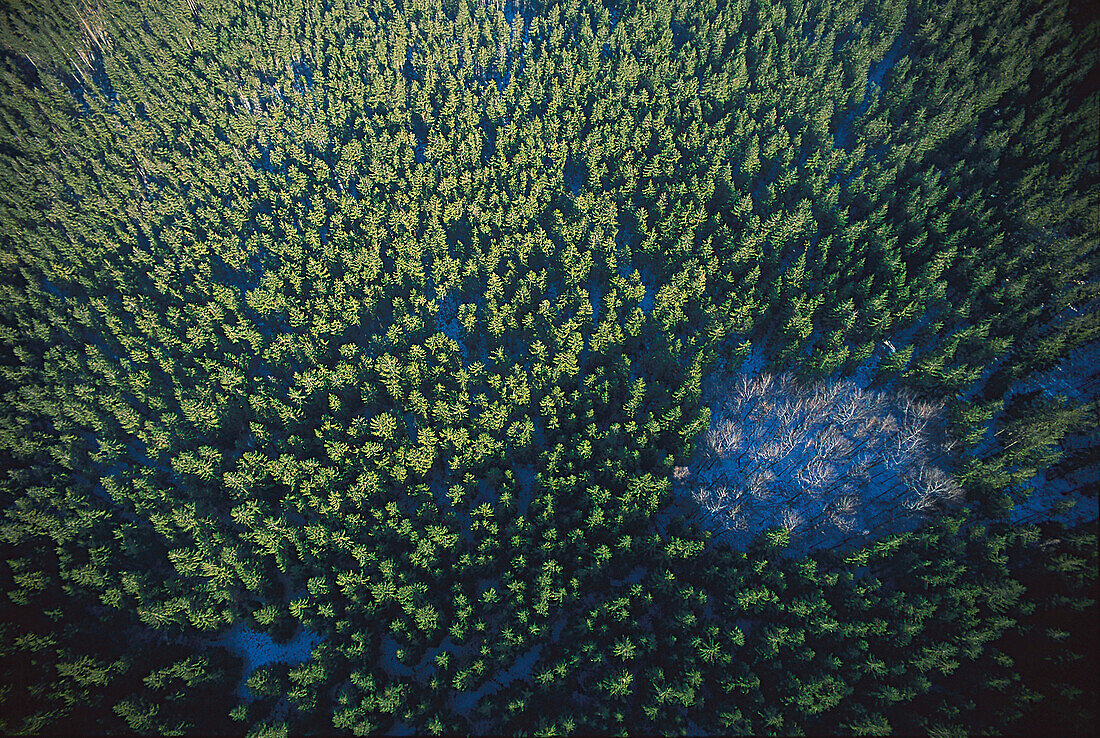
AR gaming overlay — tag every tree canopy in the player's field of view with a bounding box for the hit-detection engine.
[1,0,1096,734]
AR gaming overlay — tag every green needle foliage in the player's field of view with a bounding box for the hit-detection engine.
[1,0,1096,735]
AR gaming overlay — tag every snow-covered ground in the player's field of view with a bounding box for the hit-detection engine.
[378,633,416,680]
[1010,470,1099,527]
[679,337,1099,552]
[452,643,543,718]
[995,340,1099,527]
[210,621,324,700]
[1005,340,1100,407]
[682,362,962,554]
[513,464,537,516]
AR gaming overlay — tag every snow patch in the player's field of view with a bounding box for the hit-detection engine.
[451,643,543,717]
[210,622,323,700]
[682,368,961,554]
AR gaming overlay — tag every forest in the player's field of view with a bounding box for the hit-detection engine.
[0,0,1096,735]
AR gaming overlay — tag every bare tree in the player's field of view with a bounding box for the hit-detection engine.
[676,371,962,553]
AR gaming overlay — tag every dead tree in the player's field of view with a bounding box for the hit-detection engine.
[681,370,961,552]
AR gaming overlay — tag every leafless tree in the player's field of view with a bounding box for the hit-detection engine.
[677,371,962,553]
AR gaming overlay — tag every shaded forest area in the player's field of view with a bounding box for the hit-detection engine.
[1,0,1097,735]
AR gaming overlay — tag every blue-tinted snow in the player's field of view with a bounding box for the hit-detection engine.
[379,634,415,679]
[211,621,323,700]
[451,643,544,717]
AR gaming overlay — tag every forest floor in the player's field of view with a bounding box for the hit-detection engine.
[209,621,324,700]
[670,344,958,554]
[672,340,1099,554]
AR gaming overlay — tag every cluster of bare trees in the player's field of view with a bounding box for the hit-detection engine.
[679,372,962,551]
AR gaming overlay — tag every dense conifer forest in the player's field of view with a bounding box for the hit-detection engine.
[1,0,1097,734]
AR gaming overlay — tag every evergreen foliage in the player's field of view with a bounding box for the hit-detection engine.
[1,0,1096,734]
